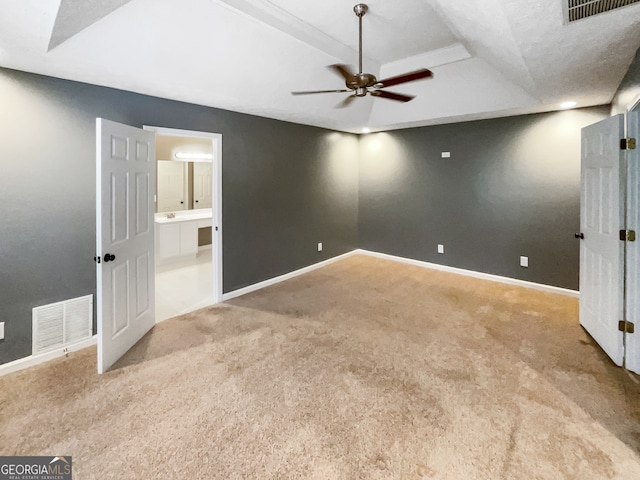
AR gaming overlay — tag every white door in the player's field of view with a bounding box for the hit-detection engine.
[625,110,639,373]
[193,162,212,209]
[579,114,625,365]
[157,160,187,212]
[96,118,156,374]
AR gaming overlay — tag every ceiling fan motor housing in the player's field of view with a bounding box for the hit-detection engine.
[347,72,378,90]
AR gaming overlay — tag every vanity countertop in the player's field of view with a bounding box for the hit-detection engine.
[154,209,212,224]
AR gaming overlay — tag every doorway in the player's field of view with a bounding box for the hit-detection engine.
[96,120,222,373]
[144,126,223,322]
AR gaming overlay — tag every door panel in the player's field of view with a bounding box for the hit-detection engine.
[111,172,129,244]
[193,162,213,209]
[625,111,640,373]
[157,160,186,212]
[97,118,156,374]
[580,115,624,365]
[136,173,150,235]
[112,261,130,336]
[136,253,151,316]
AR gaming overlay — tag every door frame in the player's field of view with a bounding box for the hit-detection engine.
[144,125,223,305]
[624,100,640,373]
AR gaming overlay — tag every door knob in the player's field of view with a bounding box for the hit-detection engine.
[574,233,584,239]
[104,253,116,262]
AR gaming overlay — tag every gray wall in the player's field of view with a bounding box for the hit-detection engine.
[358,107,609,290]
[0,68,358,365]
[612,46,640,115]
[0,64,621,367]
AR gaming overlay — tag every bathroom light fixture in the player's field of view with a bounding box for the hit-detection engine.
[560,101,577,109]
[174,152,213,160]
[362,128,371,134]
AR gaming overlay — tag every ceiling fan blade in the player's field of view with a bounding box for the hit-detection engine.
[328,64,356,82]
[336,95,357,108]
[291,89,351,95]
[376,68,433,88]
[370,90,415,103]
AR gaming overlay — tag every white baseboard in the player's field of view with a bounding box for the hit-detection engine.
[222,250,359,301]
[222,248,579,302]
[356,249,579,298]
[0,336,97,377]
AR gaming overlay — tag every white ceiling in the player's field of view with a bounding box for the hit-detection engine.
[0,0,638,133]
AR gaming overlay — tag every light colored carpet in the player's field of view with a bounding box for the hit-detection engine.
[1,254,639,479]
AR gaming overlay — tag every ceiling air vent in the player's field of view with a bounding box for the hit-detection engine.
[566,0,640,22]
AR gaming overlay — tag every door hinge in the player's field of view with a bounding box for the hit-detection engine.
[94,256,101,263]
[619,321,635,334]
[620,229,636,242]
[621,137,636,150]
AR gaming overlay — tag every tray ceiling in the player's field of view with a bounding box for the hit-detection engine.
[0,0,638,133]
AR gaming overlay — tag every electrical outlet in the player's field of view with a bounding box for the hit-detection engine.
[0,322,4,340]
[317,242,323,252]
[441,152,451,158]
[520,256,529,268]
[437,244,444,254]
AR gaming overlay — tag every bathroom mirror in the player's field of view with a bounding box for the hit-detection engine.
[155,135,213,213]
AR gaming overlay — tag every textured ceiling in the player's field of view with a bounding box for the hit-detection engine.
[0,0,639,133]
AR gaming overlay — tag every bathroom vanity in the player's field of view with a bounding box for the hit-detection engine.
[155,209,212,264]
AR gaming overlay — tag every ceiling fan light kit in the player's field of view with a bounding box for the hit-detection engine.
[291,4,434,107]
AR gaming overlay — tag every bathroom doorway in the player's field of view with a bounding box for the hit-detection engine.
[144,126,222,322]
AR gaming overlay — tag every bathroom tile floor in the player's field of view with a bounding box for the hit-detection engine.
[155,247,213,323]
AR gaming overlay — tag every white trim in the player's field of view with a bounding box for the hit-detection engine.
[0,336,97,377]
[222,251,359,301]
[356,249,580,298]
[144,126,221,140]
[144,125,223,304]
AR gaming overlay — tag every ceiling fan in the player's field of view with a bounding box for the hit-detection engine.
[291,3,434,108]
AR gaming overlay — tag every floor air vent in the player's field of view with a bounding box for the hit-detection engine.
[566,0,640,22]
[32,294,93,355]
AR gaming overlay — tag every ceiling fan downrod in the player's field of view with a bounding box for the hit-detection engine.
[290,3,433,106]
[354,4,368,75]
